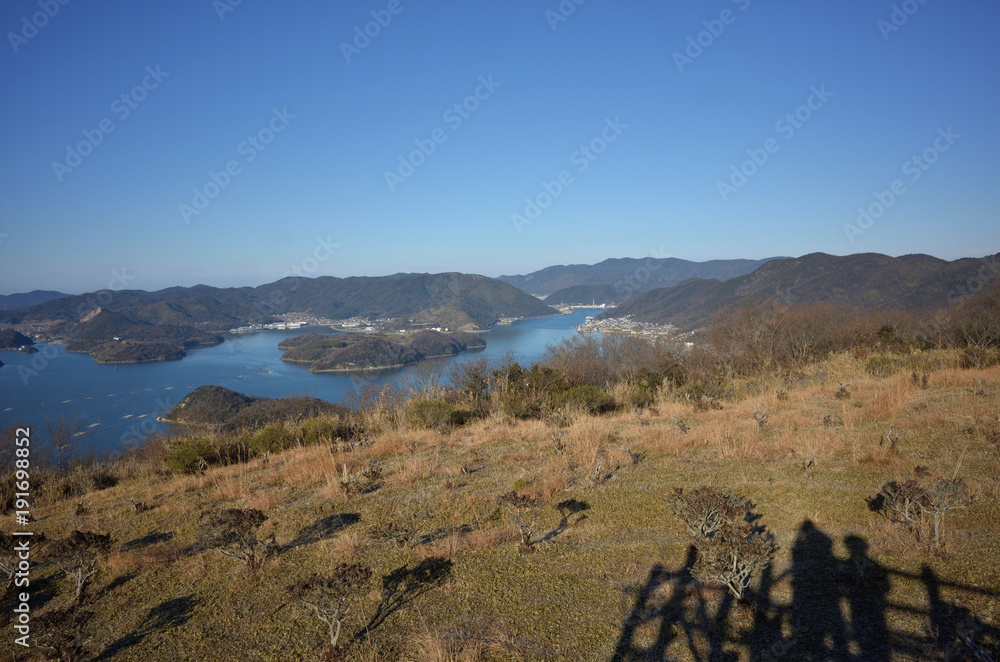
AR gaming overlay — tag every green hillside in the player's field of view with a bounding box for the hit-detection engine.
[500,256,780,297]
[279,330,486,372]
[603,252,1000,329]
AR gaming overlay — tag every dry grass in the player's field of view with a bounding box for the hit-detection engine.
[8,353,1000,662]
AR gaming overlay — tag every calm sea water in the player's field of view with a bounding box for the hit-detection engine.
[0,309,600,454]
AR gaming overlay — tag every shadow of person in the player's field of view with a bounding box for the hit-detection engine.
[611,546,697,661]
[611,545,737,661]
[843,535,890,661]
[921,564,999,660]
[789,520,850,661]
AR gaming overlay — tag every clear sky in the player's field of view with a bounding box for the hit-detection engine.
[1,0,998,294]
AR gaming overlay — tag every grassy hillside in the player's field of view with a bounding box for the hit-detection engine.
[604,252,1000,329]
[4,352,998,661]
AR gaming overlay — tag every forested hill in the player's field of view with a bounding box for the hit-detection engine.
[0,290,69,310]
[601,252,1000,330]
[0,273,553,332]
[500,257,779,298]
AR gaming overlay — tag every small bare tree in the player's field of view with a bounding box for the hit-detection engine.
[496,491,540,551]
[33,606,95,662]
[290,564,372,653]
[196,508,278,573]
[752,403,768,429]
[0,532,19,591]
[48,530,113,603]
[43,416,95,472]
[694,518,777,601]
[875,466,973,549]
[551,430,566,454]
[882,423,906,451]
[923,477,972,548]
[670,487,776,601]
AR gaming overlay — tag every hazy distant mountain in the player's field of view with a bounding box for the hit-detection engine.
[545,284,625,305]
[0,290,69,310]
[603,252,999,330]
[500,257,780,298]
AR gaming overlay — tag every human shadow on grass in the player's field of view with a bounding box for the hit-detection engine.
[97,595,197,660]
[283,513,360,550]
[611,520,999,661]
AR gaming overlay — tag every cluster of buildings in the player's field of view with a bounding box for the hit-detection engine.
[577,314,686,341]
[228,321,307,334]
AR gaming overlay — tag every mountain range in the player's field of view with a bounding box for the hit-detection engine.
[0,273,552,363]
[601,252,999,330]
[0,289,69,310]
[499,257,781,298]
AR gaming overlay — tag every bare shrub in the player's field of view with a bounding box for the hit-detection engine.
[873,466,973,549]
[342,460,383,495]
[48,530,113,603]
[496,491,540,551]
[752,403,768,429]
[33,606,95,662]
[670,487,776,601]
[290,563,373,653]
[195,508,278,572]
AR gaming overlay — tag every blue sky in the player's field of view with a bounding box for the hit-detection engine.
[1,0,998,294]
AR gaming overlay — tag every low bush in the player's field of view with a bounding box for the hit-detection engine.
[300,416,342,445]
[164,436,219,474]
[248,424,296,455]
[552,385,617,415]
[406,399,473,430]
[960,347,999,369]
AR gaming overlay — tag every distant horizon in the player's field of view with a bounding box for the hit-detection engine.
[2,2,998,296]
[4,247,998,297]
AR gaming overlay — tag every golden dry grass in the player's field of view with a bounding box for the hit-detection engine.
[7,353,1000,661]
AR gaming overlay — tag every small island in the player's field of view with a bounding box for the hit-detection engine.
[161,385,347,430]
[278,329,486,372]
[62,310,223,364]
[0,328,34,350]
